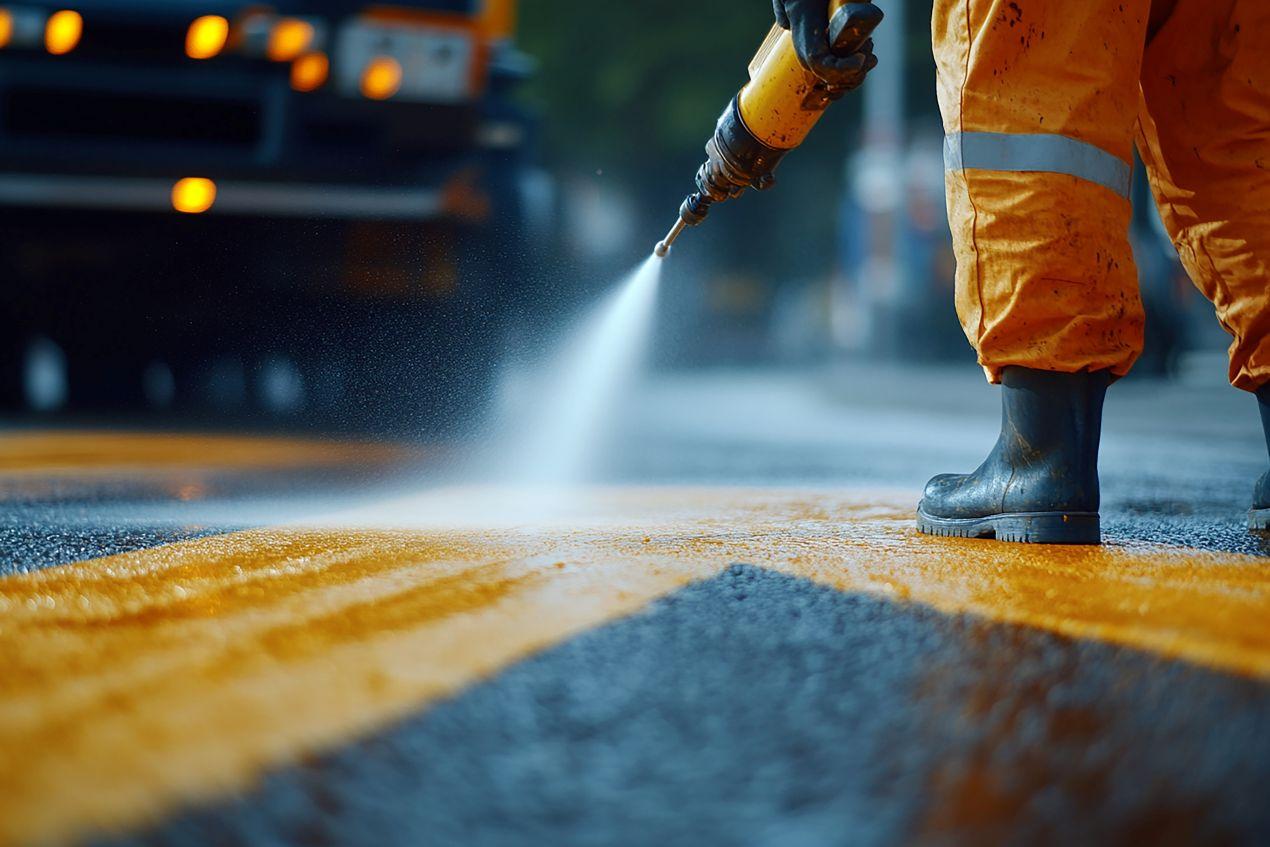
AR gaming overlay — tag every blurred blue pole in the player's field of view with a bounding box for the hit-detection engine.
[834,0,907,358]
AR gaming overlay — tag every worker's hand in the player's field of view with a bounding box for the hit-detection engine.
[772,0,880,90]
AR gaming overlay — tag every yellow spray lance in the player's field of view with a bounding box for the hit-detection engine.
[654,0,883,257]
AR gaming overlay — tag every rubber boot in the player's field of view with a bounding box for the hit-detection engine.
[917,367,1111,544]
[1250,384,1270,532]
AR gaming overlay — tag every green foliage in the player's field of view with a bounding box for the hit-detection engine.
[517,0,773,172]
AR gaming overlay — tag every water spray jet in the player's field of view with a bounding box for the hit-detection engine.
[501,255,663,490]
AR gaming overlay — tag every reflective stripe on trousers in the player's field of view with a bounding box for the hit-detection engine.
[943,131,1132,200]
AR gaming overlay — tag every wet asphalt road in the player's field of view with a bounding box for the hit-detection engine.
[611,362,1269,556]
[106,564,1270,847]
[3,362,1268,846]
[6,360,1268,574]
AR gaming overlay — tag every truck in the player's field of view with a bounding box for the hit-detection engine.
[0,0,536,431]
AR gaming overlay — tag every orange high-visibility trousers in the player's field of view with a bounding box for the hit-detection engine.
[933,0,1269,391]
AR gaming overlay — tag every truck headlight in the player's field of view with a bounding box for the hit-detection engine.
[44,9,80,55]
[186,15,228,60]
[336,18,477,104]
[267,17,315,62]
[172,177,216,214]
[359,55,402,100]
[291,51,329,92]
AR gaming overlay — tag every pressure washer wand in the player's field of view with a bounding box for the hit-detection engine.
[654,192,713,257]
[652,0,881,258]
[654,218,686,258]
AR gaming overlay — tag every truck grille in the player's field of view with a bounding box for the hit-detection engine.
[72,17,190,66]
[3,86,261,146]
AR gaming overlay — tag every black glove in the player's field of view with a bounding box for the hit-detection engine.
[772,0,880,90]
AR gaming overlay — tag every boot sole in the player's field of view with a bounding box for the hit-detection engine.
[916,507,1101,545]
[1251,508,1270,532]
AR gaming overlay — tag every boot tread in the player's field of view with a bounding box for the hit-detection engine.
[917,506,1100,545]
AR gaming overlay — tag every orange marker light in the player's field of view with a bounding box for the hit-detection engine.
[44,9,81,55]
[290,51,328,92]
[172,177,216,214]
[266,18,313,62]
[360,56,402,100]
[0,10,14,49]
[185,15,228,60]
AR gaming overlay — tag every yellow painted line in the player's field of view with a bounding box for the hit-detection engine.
[0,525,718,847]
[675,493,1270,680]
[0,431,418,476]
[0,486,1266,845]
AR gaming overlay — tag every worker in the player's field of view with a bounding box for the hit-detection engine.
[776,0,1269,543]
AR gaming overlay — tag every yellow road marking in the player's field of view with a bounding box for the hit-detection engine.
[0,486,1266,845]
[0,431,417,476]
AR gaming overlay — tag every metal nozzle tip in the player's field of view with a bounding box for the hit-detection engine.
[654,215,687,259]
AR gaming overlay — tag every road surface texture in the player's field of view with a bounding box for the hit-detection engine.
[1,362,1267,846]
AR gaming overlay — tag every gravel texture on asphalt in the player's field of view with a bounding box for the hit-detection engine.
[102,565,1270,847]
[0,518,224,576]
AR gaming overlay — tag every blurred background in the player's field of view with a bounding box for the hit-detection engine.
[0,0,1234,435]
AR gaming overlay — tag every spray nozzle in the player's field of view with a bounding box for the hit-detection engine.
[653,192,713,258]
[654,218,685,258]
